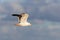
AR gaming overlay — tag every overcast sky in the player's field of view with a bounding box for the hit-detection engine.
[0,0,60,40]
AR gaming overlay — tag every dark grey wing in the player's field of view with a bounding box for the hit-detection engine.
[12,14,20,16]
[12,14,22,23]
[18,15,22,23]
[12,13,29,23]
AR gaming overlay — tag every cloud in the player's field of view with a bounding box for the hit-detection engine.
[0,14,7,20]
[38,3,60,21]
[1,26,8,33]
[48,24,60,37]
[0,1,25,21]
[0,0,60,40]
[1,0,60,22]
[10,2,24,14]
[0,4,7,13]
[0,19,60,40]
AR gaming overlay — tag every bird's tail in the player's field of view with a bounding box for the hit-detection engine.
[12,14,20,16]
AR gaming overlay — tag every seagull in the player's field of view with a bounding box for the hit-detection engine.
[12,13,31,26]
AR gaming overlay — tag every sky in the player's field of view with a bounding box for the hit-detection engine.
[0,0,60,40]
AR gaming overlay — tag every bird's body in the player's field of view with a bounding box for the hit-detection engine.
[15,22,31,26]
[12,13,31,26]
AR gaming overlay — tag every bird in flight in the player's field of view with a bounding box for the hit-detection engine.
[12,13,31,26]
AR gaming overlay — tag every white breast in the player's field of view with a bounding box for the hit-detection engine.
[19,22,31,26]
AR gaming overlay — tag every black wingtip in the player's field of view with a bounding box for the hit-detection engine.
[12,14,20,16]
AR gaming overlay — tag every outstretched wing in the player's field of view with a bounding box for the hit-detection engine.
[12,13,29,23]
[18,15,22,23]
[20,13,29,23]
[12,14,22,23]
